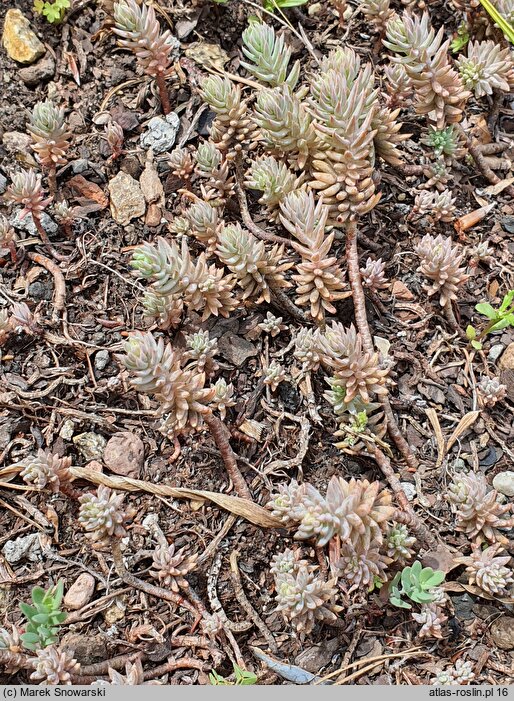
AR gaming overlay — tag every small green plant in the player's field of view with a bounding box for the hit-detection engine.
[451,22,470,53]
[389,561,445,610]
[263,0,308,10]
[209,664,258,685]
[478,0,514,44]
[19,581,66,650]
[33,0,70,23]
[466,289,514,350]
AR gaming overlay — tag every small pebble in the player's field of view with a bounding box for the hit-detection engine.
[2,9,45,64]
[2,533,41,564]
[492,471,514,497]
[64,573,95,611]
[108,171,146,226]
[18,52,55,85]
[140,113,180,154]
[11,210,58,236]
[73,432,107,461]
[94,350,110,371]
[28,281,53,301]
[488,344,505,362]
[59,419,75,440]
[400,482,416,501]
[103,431,144,478]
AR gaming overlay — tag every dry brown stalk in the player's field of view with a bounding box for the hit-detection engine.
[455,125,514,199]
[27,252,66,323]
[345,221,418,470]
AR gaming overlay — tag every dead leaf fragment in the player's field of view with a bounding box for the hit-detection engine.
[184,42,229,72]
[68,175,108,209]
[483,177,514,196]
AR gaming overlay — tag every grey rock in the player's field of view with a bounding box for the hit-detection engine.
[140,113,180,154]
[2,130,32,155]
[73,432,107,461]
[218,333,257,367]
[400,481,416,501]
[2,533,41,564]
[11,210,58,236]
[28,281,53,301]
[294,638,339,674]
[0,173,7,194]
[18,52,55,85]
[94,350,110,371]
[451,593,475,621]
[492,471,514,497]
[488,344,505,362]
[491,616,514,650]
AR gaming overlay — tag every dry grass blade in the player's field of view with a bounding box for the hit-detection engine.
[69,467,281,528]
[425,408,445,468]
[446,411,480,452]
[314,647,426,685]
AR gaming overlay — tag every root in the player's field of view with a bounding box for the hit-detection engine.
[204,413,252,500]
[155,72,171,115]
[27,251,66,323]
[455,124,514,199]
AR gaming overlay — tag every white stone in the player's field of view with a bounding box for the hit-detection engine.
[492,471,514,497]
[140,113,180,154]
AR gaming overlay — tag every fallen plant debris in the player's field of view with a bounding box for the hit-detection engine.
[0,0,513,687]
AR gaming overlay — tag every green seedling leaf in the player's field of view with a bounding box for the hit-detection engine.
[466,325,477,340]
[499,289,514,312]
[471,339,483,350]
[490,317,514,332]
[475,302,497,320]
[234,665,258,685]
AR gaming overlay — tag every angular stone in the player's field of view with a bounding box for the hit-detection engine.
[103,431,144,478]
[2,131,32,155]
[11,210,58,236]
[19,52,55,85]
[64,573,95,611]
[492,471,514,497]
[2,9,45,64]
[108,171,146,226]
[499,342,514,370]
[218,333,257,367]
[490,616,514,650]
[140,113,180,154]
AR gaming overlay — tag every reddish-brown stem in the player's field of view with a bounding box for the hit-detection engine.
[27,251,66,323]
[345,220,419,471]
[444,301,467,339]
[32,213,69,262]
[143,657,208,681]
[0,649,33,670]
[204,412,252,500]
[235,178,291,246]
[79,653,142,677]
[47,166,57,196]
[155,72,171,115]
[376,450,437,550]
[111,539,199,617]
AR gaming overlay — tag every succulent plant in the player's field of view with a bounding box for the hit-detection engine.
[0,214,15,253]
[389,561,445,609]
[361,0,395,33]
[195,142,222,176]
[78,485,127,546]
[19,449,72,493]
[118,331,215,434]
[319,322,389,404]
[27,100,71,172]
[150,543,198,593]
[142,291,183,330]
[411,189,456,222]
[258,312,285,337]
[211,378,236,420]
[383,63,412,108]
[333,541,391,593]
[0,625,23,673]
[431,659,475,685]
[169,147,194,180]
[241,22,300,88]
[414,234,467,307]
[270,547,308,577]
[421,158,451,191]
[457,40,514,98]
[293,327,324,372]
[201,76,257,156]
[216,223,291,303]
[183,330,218,372]
[425,125,463,159]
[385,523,416,563]
[245,156,300,217]
[105,119,124,159]
[30,646,80,685]
[361,258,388,292]
[131,237,238,322]
[0,309,10,345]
[10,302,39,335]
[184,201,220,252]
[280,191,349,321]
[263,360,287,391]
[494,0,514,23]
[19,581,66,652]
[274,565,340,635]
[53,200,81,228]
[113,0,176,80]
[4,170,52,220]
[268,476,395,551]
[456,543,513,596]
[412,603,447,639]
[101,659,150,685]
[384,12,470,128]
[253,86,318,169]
[448,471,512,543]
[477,376,507,408]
